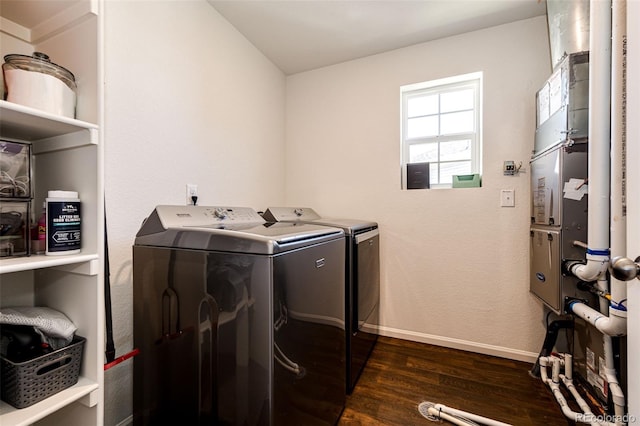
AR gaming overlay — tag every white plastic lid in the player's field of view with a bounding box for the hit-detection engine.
[47,190,78,199]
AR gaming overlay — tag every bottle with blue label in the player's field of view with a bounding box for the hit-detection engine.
[46,190,81,255]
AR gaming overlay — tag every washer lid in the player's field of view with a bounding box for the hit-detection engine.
[135,205,344,254]
[307,218,377,235]
[263,206,377,235]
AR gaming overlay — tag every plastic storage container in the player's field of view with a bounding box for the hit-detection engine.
[2,52,77,118]
[0,200,29,257]
[46,190,81,255]
[452,174,481,188]
[0,336,85,409]
[0,140,31,199]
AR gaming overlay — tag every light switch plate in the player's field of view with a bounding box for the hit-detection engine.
[500,189,515,207]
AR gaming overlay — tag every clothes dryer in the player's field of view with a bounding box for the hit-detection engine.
[133,205,346,425]
[262,207,379,393]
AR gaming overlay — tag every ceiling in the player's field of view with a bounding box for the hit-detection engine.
[208,0,548,75]
[0,1,81,29]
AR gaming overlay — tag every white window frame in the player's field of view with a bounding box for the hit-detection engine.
[401,72,483,189]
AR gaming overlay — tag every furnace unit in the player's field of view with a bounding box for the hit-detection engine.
[530,52,595,313]
[529,50,626,413]
[529,141,593,313]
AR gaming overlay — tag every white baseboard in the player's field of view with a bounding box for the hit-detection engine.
[367,324,540,363]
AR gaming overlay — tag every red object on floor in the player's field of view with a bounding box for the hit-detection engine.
[104,348,140,371]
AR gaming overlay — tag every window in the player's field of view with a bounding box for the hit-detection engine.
[401,72,482,188]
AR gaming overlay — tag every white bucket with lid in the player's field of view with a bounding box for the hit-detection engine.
[2,52,77,118]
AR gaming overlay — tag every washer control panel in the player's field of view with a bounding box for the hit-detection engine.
[155,205,266,228]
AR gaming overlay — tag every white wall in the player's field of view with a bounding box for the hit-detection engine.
[102,1,286,424]
[285,16,551,360]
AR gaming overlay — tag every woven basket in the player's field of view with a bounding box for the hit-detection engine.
[1,335,85,408]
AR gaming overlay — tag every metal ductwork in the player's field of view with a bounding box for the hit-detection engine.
[546,0,590,69]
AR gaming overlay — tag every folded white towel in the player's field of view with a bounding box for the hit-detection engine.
[0,306,77,350]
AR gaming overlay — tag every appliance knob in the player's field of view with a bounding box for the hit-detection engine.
[294,208,303,216]
[214,208,227,219]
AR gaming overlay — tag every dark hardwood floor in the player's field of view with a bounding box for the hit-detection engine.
[338,336,572,425]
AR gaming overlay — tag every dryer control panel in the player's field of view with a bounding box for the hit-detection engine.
[262,207,321,222]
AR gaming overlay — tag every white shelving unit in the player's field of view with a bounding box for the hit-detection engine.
[0,1,104,425]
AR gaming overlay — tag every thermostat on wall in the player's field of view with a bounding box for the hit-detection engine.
[504,160,516,175]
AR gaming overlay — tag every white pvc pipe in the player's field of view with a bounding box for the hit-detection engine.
[605,3,628,417]
[552,356,561,383]
[569,0,628,338]
[569,300,626,335]
[561,375,597,421]
[426,407,478,426]
[564,353,573,381]
[587,0,612,255]
[551,2,628,424]
[539,356,592,424]
[603,334,627,420]
[570,0,612,282]
[626,0,640,418]
[430,403,512,426]
[539,355,617,426]
[610,0,628,314]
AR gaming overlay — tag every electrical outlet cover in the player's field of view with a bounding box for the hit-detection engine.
[500,189,515,207]
[186,184,198,205]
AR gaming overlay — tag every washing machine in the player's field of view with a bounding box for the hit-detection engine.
[262,207,379,393]
[132,205,346,425]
